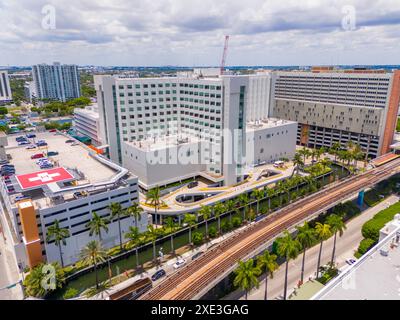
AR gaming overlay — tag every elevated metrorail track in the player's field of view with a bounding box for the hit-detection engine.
[140,158,400,300]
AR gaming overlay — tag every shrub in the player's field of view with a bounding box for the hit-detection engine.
[23,263,65,298]
[63,287,79,300]
[192,232,204,246]
[208,226,217,238]
[232,217,242,228]
[221,221,233,232]
[357,238,376,256]
[361,202,400,242]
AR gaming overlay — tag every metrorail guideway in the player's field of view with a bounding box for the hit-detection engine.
[140,158,400,300]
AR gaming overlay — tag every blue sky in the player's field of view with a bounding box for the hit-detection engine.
[0,0,399,66]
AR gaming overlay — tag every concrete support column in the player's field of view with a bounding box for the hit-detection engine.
[357,190,365,207]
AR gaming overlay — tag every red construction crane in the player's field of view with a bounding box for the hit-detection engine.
[220,35,230,75]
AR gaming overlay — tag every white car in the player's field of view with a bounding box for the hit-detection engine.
[173,258,186,269]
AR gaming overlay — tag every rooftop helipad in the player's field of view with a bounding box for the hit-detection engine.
[15,167,74,190]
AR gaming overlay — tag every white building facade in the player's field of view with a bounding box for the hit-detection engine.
[0,70,12,104]
[73,104,102,146]
[32,62,81,102]
[94,72,297,189]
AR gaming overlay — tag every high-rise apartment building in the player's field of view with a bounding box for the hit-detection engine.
[0,70,12,104]
[32,62,81,102]
[271,70,400,157]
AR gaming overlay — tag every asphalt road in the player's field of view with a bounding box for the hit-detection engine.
[224,195,400,300]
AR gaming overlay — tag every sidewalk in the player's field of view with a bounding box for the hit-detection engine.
[89,222,251,300]
[224,194,399,300]
[0,203,24,300]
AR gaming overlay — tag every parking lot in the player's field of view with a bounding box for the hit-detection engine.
[6,131,116,184]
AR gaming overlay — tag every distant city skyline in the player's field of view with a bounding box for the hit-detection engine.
[1,0,399,67]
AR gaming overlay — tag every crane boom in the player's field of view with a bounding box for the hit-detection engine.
[220,35,230,75]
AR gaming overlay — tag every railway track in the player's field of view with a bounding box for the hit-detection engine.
[140,159,400,300]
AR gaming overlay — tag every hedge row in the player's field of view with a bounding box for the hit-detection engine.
[361,201,400,242]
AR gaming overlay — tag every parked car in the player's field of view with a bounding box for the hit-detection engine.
[31,153,44,159]
[1,164,14,168]
[173,258,186,269]
[187,181,199,189]
[40,163,53,169]
[0,159,9,165]
[36,142,48,147]
[192,251,204,261]
[26,145,36,150]
[2,170,16,175]
[18,141,30,146]
[7,187,15,193]
[15,195,28,201]
[26,133,36,138]
[49,129,57,133]
[47,151,59,156]
[151,269,166,281]
[1,172,14,177]
[71,142,80,146]
[65,139,74,143]
[1,165,15,169]
[345,258,357,265]
[16,136,26,142]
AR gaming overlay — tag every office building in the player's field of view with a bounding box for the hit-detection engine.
[271,69,400,157]
[94,72,295,189]
[32,62,81,102]
[73,104,102,146]
[0,70,12,104]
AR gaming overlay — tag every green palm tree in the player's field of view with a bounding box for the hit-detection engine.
[233,259,261,300]
[146,186,163,224]
[125,226,141,268]
[299,146,310,163]
[330,142,341,163]
[198,205,212,238]
[256,251,278,300]
[46,220,70,268]
[326,214,346,265]
[225,199,236,224]
[184,213,197,245]
[251,189,265,215]
[80,240,108,289]
[86,211,109,242]
[277,231,301,300]
[310,149,317,162]
[237,193,249,221]
[296,222,316,283]
[108,202,123,250]
[165,216,177,254]
[213,202,226,234]
[265,188,275,211]
[146,224,159,263]
[315,223,332,278]
[125,202,144,229]
[292,153,304,176]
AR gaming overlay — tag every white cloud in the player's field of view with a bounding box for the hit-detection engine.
[0,0,399,66]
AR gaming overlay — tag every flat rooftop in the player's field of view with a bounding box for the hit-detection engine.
[246,118,296,131]
[313,219,400,300]
[126,134,204,152]
[6,131,115,183]
[4,131,135,210]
